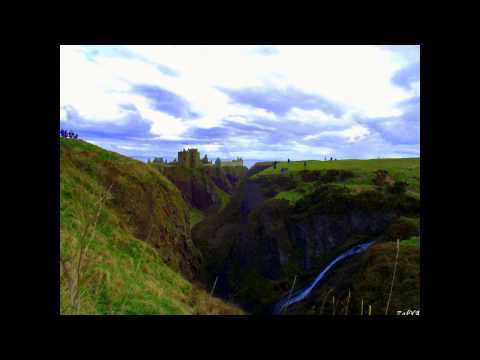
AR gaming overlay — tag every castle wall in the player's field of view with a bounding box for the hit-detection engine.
[178,148,201,168]
[221,160,244,167]
[177,148,242,168]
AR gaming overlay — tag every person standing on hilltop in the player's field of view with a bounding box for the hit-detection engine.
[288,158,290,163]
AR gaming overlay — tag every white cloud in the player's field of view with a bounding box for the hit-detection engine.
[286,107,354,128]
[410,80,420,97]
[60,45,419,160]
[61,45,415,124]
[305,124,370,143]
[143,110,188,140]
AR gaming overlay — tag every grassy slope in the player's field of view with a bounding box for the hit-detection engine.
[60,138,244,315]
[153,165,233,214]
[152,164,248,230]
[350,240,420,315]
[189,207,206,228]
[197,157,420,313]
[255,158,420,204]
[285,240,420,315]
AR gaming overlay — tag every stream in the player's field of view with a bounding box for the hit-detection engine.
[273,240,375,314]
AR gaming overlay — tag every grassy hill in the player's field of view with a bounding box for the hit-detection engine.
[60,138,244,315]
[194,157,420,313]
[254,158,420,202]
[150,162,247,227]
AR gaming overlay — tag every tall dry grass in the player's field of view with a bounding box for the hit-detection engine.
[60,184,112,314]
[385,238,400,315]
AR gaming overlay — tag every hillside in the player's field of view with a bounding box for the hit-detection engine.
[193,158,420,314]
[148,163,247,236]
[254,158,420,200]
[60,138,244,315]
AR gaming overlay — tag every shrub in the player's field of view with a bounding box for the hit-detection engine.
[384,217,420,241]
[388,181,408,194]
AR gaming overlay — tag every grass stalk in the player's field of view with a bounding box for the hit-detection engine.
[283,275,297,314]
[67,184,112,314]
[319,288,334,315]
[345,289,351,315]
[385,238,400,315]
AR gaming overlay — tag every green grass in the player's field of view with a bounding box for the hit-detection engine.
[255,158,420,203]
[189,207,206,229]
[256,158,419,175]
[350,241,420,315]
[402,236,420,248]
[60,138,244,315]
[216,187,231,211]
[273,181,316,204]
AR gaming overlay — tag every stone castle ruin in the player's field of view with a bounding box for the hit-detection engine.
[178,148,201,168]
[219,157,243,167]
[176,148,243,169]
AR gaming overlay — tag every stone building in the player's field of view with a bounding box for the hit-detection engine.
[177,148,201,168]
[220,157,244,167]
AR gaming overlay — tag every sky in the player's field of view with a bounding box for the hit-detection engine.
[60,45,420,167]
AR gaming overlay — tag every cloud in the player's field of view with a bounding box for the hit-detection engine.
[304,124,370,143]
[60,45,420,163]
[132,84,200,119]
[391,61,420,98]
[220,86,344,117]
[60,105,153,140]
[369,98,420,145]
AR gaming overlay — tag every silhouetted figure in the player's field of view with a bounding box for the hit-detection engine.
[304,161,307,168]
[288,158,290,163]
[273,161,277,169]
[330,157,333,161]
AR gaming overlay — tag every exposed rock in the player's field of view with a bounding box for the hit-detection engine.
[193,175,417,313]
[373,169,395,186]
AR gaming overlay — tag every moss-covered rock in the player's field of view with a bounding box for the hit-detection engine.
[194,164,420,314]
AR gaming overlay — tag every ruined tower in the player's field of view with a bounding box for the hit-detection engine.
[178,148,201,168]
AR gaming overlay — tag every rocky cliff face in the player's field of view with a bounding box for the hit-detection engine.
[289,211,396,271]
[193,175,419,313]
[162,166,247,214]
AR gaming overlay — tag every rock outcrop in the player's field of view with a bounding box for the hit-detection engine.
[193,174,420,313]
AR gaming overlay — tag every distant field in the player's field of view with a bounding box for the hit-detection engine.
[256,158,420,175]
[255,158,420,204]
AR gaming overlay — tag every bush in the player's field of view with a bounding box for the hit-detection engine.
[384,217,420,241]
[294,184,352,215]
[300,170,323,182]
[388,181,408,194]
